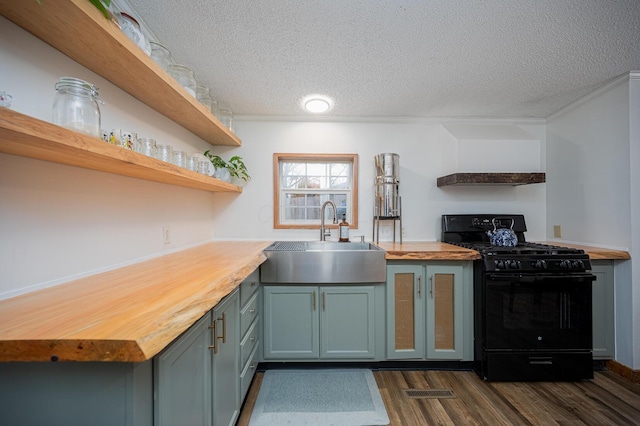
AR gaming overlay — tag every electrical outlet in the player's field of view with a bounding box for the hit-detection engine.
[379,226,391,238]
[553,225,562,238]
[402,227,406,237]
[163,226,171,245]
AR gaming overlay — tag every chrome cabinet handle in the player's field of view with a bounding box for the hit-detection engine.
[249,308,256,314]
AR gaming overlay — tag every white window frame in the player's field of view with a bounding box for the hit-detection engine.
[273,153,358,229]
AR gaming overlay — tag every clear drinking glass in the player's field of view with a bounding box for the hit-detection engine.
[157,144,173,162]
[137,138,157,158]
[172,150,187,168]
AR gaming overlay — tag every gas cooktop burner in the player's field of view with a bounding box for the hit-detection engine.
[442,214,592,273]
[453,242,585,256]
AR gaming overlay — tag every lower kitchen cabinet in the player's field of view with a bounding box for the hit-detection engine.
[591,260,615,360]
[0,360,153,425]
[386,261,472,361]
[262,284,383,361]
[154,288,240,426]
[239,269,260,401]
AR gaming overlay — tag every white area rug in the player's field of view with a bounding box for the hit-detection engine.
[249,369,389,426]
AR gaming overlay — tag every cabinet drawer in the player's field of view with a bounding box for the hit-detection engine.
[240,293,259,337]
[240,344,259,401]
[240,271,260,307]
[240,319,259,368]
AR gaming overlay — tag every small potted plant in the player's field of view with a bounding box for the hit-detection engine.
[203,151,250,184]
[227,156,250,184]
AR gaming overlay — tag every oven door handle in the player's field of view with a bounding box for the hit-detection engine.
[486,273,596,282]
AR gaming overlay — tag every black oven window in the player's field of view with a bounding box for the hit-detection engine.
[502,291,560,330]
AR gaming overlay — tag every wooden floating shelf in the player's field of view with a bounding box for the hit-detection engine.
[0,108,242,193]
[0,0,241,147]
[437,172,546,187]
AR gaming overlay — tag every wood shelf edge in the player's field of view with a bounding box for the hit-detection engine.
[437,172,546,187]
[0,0,241,147]
[0,108,241,193]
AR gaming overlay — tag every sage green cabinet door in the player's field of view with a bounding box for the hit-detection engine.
[386,264,425,359]
[155,312,212,426]
[425,264,465,360]
[212,290,240,426]
[591,261,615,359]
[263,286,319,359]
[320,286,376,358]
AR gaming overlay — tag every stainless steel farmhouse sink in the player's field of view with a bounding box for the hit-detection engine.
[261,241,387,283]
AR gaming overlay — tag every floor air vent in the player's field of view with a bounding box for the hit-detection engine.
[402,389,456,399]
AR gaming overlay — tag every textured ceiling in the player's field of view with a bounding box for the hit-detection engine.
[126,0,640,118]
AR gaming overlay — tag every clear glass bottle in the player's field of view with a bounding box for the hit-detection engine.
[52,77,103,137]
[167,64,197,98]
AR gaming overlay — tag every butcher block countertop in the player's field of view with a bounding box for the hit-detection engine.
[378,241,630,261]
[0,241,270,363]
[377,242,482,261]
[535,242,631,260]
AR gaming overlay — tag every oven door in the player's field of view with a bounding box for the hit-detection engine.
[483,273,594,351]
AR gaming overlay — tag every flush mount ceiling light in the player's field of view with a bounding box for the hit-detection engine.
[302,95,333,113]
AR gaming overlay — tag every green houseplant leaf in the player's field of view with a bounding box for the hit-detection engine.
[88,0,112,20]
[227,156,250,182]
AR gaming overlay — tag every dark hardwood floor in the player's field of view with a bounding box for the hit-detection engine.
[237,369,640,425]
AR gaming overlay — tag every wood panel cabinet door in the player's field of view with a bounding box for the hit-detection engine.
[320,286,376,359]
[212,290,240,426]
[425,264,464,360]
[386,265,425,359]
[263,286,319,359]
[155,312,213,426]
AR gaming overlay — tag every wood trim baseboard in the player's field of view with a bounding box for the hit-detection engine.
[606,360,640,384]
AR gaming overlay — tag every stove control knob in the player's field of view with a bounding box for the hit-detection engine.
[559,260,571,270]
[495,260,505,269]
[572,260,585,270]
[508,260,521,269]
[534,260,547,269]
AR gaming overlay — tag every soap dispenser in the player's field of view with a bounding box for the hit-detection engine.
[339,214,350,242]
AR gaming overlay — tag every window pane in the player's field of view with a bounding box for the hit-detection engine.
[330,176,348,188]
[306,163,326,176]
[330,163,350,176]
[275,154,357,228]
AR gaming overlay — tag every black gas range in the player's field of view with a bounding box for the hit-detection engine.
[442,214,595,381]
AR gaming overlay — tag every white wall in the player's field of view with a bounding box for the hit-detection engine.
[0,15,549,299]
[0,18,222,299]
[547,72,639,369]
[208,119,547,242]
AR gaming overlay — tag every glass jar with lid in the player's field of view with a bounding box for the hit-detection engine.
[195,84,214,112]
[150,41,174,71]
[117,12,151,55]
[167,64,197,98]
[52,77,103,137]
[216,108,234,132]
